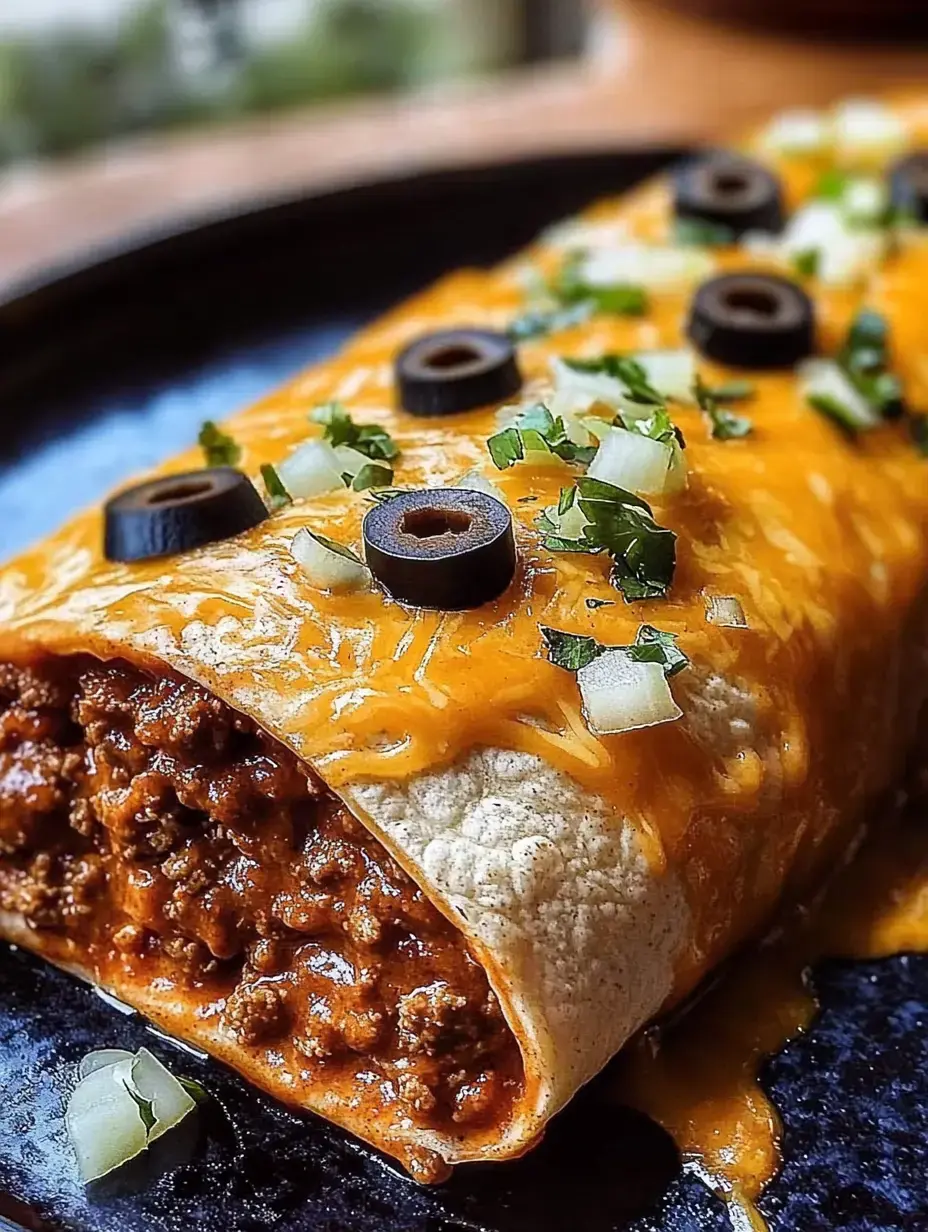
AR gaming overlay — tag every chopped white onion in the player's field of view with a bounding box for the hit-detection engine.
[551,358,652,421]
[633,349,697,403]
[587,426,685,497]
[798,359,881,430]
[577,243,715,292]
[277,440,344,499]
[842,178,888,226]
[705,595,748,628]
[454,470,508,505]
[129,1048,196,1143]
[832,99,908,163]
[541,500,589,542]
[542,216,629,252]
[67,1049,197,1183]
[578,651,681,735]
[761,108,829,156]
[332,444,371,480]
[67,1059,149,1182]
[748,202,887,286]
[291,527,371,592]
[78,1049,135,1080]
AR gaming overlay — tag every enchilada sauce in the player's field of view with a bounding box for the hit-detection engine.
[2,94,928,1207]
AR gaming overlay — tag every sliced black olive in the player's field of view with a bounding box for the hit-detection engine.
[362,488,515,609]
[889,150,928,223]
[686,272,815,369]
[396,329,522,417]
[673,152,785,239]
[104,468,268,563]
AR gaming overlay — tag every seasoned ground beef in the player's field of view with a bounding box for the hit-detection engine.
[0,655,523,1176]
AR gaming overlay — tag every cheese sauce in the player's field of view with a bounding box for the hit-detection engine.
[3,93,928,1211]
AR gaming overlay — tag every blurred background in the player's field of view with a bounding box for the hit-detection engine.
[2,0,928,298]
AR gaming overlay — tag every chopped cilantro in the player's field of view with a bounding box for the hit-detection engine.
[838,310,904,420]
[351,462,394,492]
[792,248,820,279]
[366,487,415,503]
[708,379,755,402]
[311,403,399,461]
[575,476,677,602]
[674,217,735,247]
[541,623,689,675]
[507,300,595,342]
[198,421,241,468]
[260,464,292,511]
[486,405,596,471]
[309,531,365,565]
[562,355,664,406]
[805,393,862,439]
[553,257,649,317]
[814,168,850,202]
[694,376,753,440]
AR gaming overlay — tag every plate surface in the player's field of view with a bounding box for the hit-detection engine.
[0,152,927,1232]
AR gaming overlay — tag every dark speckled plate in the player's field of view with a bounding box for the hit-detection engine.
[1,152,927,1232]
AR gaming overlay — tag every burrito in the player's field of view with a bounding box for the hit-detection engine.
[3,93,928,1182]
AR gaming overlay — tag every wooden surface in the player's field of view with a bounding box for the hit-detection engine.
[2,1,928,298]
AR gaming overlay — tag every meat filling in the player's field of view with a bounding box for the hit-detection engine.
[0,656,523,1179]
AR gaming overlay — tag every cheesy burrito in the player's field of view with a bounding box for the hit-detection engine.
[3,95,928,1182]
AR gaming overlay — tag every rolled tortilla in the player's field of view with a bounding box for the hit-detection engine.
[3,93,928,1181]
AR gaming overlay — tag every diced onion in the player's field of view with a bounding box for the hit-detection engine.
[761,108,829,156]
[577,243,715,292]
[832,99,908,164]
[542,216,629,252]
[455,470,508,505]
[747,202,887,287]
[78,1049,134,1080]
[67,1048,197,1183]
[842,178,888,226]
[551,358,653,421]
[291,527,371,592]
[333,444,371,480]
[587,426,684,497]
[633,349,697,403]
[129,1048,196,1143]
[277,440,344,499]
[577,651,682,735]
[542,500,589,542]
[705,595,748,628]
[798,359,881,430]
[67,1059,149,1183]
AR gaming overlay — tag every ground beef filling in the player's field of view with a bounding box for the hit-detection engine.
[0,655,523,1166]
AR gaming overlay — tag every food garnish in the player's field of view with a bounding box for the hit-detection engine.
[310,402,399,461]
[362,487,515,609]
[507,299,595,342]
[261,463,292,511]
[66,1047,198,1183]
[541,624,687,733]
[198,421,241,468]
[395,329,522,416]
[687,272,815,368]
[800,310,904,436]
[694,375,754,440]
[705,595,749,628]
[104,469,267,563]
[290,528,371,593]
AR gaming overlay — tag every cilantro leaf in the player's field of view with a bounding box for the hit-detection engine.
[311,403,399,461]
[487,426,524,470]
[541,623,689,674]
[710,380,755,402]
[351,462,394,492]
[694,376,753,440]
[562,355,664,406]
[540,627,604,671]
[507,300,595,342]
[487,406,596,471]
[814,168,850,201]
[260,464,292,511]
[198,421,241,468]
[575,476,677,602]
[838,310,904,420]
[674,217,735,247]
[366,487,415,503]
[792,248,821,279]
[553,257,649,317]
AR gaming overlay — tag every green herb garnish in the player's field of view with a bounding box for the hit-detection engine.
[507,299,595,342]
[673,217,735,248]
[311,403,399,462]
[198,421,241,468]
[562,355,665,406]
[487,405,596,471]
[694,376,753,440]
[351,462,394,492]
[553,257,649,317]
[838,310,904,420]
[260,463,292,511]
[366,487,414,504]
[575,476,677,602]
[792,248,821,280]
[541,623,689,675]
[814,168,850,202]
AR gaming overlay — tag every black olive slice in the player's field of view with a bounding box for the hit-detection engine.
[396,329,522,417]
[686,273,815,369]
[673,152,785,239]
[889,150,928,223]
[362,488,515,609]
[104,468,268,563]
